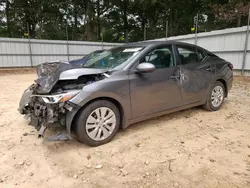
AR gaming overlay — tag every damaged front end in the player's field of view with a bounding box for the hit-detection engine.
[18,61,108,141]
[18,84,81,140]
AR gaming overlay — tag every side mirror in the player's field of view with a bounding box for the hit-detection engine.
[136,62,156,73]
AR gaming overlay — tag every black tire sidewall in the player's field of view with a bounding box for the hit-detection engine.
[75,100,120,146]
[207,81,225,111]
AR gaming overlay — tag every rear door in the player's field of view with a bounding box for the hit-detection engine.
[175,45,215,105]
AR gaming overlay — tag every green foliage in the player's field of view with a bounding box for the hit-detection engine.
[0,0,249,42]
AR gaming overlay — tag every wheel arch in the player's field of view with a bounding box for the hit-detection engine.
[216,78,228,97]
[70,97,126,133]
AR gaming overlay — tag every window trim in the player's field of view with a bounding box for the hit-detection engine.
[175,45,207,65]
[138,44,177,69]
[196,48,208,63]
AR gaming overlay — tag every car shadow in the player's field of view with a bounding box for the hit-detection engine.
[45,101,229,152]
[117,106,202,135]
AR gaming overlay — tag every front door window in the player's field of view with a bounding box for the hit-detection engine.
[140,46,175,68]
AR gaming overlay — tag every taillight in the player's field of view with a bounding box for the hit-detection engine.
[228,63,233,70]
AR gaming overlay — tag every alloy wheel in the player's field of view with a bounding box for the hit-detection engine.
[85,107,116,141]
[211,85,224,108]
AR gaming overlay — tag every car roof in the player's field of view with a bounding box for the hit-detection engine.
[94,50,105,52]
[119,40,210,53]
[128,40,196,47]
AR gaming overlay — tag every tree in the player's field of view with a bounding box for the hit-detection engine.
[0,0,249,42]
[212,0,250,27]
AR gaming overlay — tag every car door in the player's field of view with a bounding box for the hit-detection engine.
[175,45,215,105]
[129,45,182,118]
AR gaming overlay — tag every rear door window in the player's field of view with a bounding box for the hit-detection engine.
[177,46,205,65]
[197,49,206,62]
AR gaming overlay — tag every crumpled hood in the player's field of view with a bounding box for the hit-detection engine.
[35,61,108,93]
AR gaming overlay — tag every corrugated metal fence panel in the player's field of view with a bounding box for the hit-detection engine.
[0,37,121,67]
[0,41,29,54]
[32,56,69,66]
[68,41,115,56]
[69,44,100,55]
[197,27,246,51]
[31,43,67,55]
[195,28,247,70]
[150,26,250,71]
[0,37,31,67]
[214,52,244,69]
[69,56,83,61]
[1,27,250,71]
[245,52,250,70]
[0,55,30,67]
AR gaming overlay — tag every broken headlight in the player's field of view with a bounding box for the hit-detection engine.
[31,90,81,104]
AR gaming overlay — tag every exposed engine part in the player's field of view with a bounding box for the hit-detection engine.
[34,61,109,94]
[38,124,47,137]
[19,74,104,140]
[19,61,110,142]
[50,74,105,93]
[24,95,74,134]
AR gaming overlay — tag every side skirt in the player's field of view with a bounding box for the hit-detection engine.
[125,101,204,129]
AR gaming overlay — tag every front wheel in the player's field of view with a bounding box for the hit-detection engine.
[203,81,225,111]
[75,100,120,146]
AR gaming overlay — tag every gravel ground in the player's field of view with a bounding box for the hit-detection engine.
[0,73,250,188]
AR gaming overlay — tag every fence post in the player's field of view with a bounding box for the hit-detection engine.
[195,13,199,45]
[241,7,250,76]
[27,23,33,67]
[166,20,168,40]
[101,34,104,50]
[66,24,70,62]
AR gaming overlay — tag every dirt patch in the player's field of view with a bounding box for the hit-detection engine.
[0,68,35,75]
[0,74,250,188]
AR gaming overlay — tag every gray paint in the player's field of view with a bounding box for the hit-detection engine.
[59,68,108,80]
[67,41,233,131]
[19,41,233,137]
[136,62,156,73]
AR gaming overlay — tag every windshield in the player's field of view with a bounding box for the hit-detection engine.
[83,46,143,69]
[69,50,104,65]
[86,50,103,59]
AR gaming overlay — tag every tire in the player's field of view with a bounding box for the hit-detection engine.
[75,100,120,146]
[203,81,225,111]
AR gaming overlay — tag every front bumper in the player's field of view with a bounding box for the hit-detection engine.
[18,84,35,114]
[18,84,79,140]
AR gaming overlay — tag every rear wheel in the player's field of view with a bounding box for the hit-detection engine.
[75,100,120,146]
[203,81,225,111]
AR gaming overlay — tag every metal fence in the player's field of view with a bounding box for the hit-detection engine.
[0,37,121,67]
[149,26,250,75]
[1,26,250,76]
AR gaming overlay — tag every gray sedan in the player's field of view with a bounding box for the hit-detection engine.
[19,41,233,146]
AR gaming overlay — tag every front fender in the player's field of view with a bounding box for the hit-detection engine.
[66,90,131,135]
[66,108,80,137]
